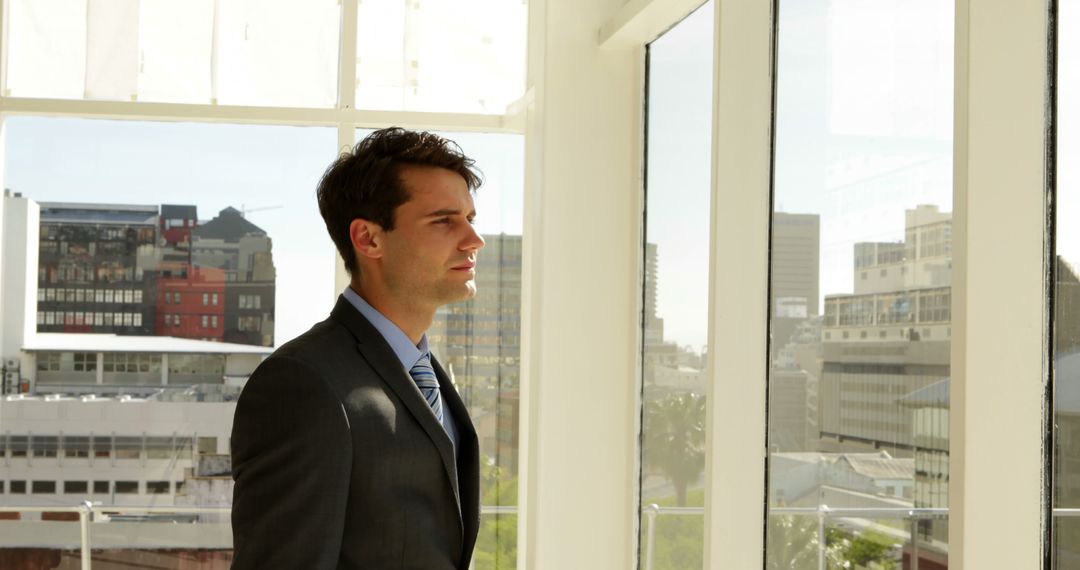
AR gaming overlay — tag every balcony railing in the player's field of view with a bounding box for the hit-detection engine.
[3,504,1078,569]
[0,503,515,569]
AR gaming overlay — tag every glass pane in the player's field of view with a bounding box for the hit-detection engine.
[6,0,339,107]
[768,0,954,568]
[639,3,713,568]
[6,0,88,99]
[6,117,337,351]
[0,118,336,560]
[1056,0,1080,567]
[356,0,527,114]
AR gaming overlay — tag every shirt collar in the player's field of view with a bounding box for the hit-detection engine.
[342,287,428,370]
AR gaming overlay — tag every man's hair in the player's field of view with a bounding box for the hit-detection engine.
[317,127,482,276]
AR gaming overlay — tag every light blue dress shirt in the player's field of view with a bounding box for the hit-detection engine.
[342,287,461,453]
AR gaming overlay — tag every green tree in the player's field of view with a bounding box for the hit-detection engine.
[473,459,518,570]
[644,392,706,506]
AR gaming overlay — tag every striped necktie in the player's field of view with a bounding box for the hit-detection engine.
[409,352,444,424]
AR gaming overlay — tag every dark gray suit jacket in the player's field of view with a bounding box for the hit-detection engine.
[231,296,481,569]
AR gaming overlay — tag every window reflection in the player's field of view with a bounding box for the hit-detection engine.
[640,3,714,568]
[769,0,953,568]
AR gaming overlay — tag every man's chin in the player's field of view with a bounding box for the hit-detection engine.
[439,281,477,305]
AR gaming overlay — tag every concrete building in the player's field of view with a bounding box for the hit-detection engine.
[192,207,276,347]
[0,191,270,521]
[36,202,160,336]
[428,233,522,474]
[819,205,952,454]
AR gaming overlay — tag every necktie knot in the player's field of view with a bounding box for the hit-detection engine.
[409,353,444,423]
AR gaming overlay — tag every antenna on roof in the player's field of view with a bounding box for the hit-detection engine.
[240,204,283,218]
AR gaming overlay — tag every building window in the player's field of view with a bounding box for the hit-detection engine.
[10,481,26,494]
[202,293,209,306]
[201,315,209,328]
[37,353,61,372]
[212,293,219,306]
[93,481,110,494]
[73,352,97,372]
[92,437,111,459]
[198,437,217,454]
[174,292,181,304]
[64,436,90,458]
[31,481,57,494]
[211,315,218,328]
[115,481,139,494]
[114,437,141,460]
[147,481,171,494]
[64,481,88,494]
[238,316,261,332]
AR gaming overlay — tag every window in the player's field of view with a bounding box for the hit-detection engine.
[114,437,141,460]
[197,437,217,454]
[64,481,88,494]
[767,0,954,566]
[37,353,60,372]
[92,437,111,459]
[211,315,218,329]
[73,352,97,372]
[147,481,171,494]
[114,481,139,494]
[31,436,59,458]
[201,315,209,328]
[64,436,90,458]
[202,293,209,306]
[31,481,57,494]
[638,4,714,567]
[10,481,27,494]
[146,437,174,460]
[93,481,110,494]
[212,293,219,306]
[355,0,525,114]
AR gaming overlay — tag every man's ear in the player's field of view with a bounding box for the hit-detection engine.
[349,218,384,260]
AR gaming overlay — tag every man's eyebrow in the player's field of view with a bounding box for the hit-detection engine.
[424,208,476,217]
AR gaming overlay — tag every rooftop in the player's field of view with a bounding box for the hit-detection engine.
[22,333,272,355]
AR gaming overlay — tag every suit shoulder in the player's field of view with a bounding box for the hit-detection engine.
[241,317,358,398]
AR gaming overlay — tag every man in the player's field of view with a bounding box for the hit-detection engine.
[231,127,485,569]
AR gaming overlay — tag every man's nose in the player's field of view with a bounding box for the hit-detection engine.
[463,225,485,251]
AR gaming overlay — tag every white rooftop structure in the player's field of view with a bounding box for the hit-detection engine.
[23,333,272,356]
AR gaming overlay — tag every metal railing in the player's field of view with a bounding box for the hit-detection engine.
[639,505,1080,570]
[4,503,1080,569]
[0,503,517,569]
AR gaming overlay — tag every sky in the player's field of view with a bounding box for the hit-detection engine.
[645,0,957,351]
[4,118,523,346]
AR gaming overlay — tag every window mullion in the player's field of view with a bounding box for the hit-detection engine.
[951,0,1051,567]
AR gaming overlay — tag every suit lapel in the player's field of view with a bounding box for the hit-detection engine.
[329,297,462,514]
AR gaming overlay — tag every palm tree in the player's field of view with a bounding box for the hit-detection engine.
[644,392,706,506]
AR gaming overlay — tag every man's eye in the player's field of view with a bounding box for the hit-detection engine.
[467,218,477,226]
[434,218,451,224]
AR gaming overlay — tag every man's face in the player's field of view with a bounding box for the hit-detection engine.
[378,166,485,309]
